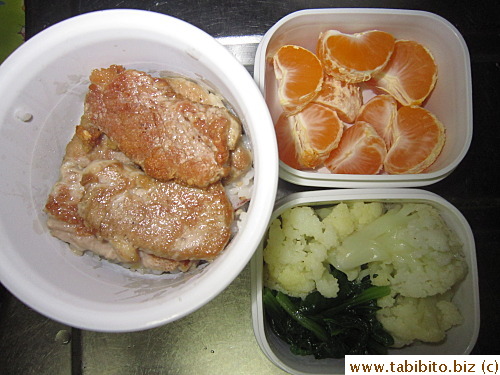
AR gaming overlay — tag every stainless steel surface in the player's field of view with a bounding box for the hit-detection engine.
[0,264,286,375]
[0,36,285,375]
[0,292,72,374]
[80,265,284,375]
[218,35,262,73]
[2,0,500,373]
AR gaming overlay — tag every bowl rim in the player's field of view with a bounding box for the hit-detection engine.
[0,9,279,332]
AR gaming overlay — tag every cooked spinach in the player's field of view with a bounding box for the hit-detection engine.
[263,266,394,359]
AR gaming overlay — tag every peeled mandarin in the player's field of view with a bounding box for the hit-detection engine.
[273,45,324,115]
[317,29,395,83]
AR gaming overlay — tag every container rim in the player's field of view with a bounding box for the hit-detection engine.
[0,9,279,332]
[251,188,479,373]
[253,8,473,189]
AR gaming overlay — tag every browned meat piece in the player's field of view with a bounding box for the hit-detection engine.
[225,141,253,182]
[45,68,251,273]
[78,159,233,262]
[45,122,232,272]
[45,123,113,238]
[84,65,242,187]
[139,252,195,273]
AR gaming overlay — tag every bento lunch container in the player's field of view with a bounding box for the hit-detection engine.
[254,9,472,188]
[251,189,479,375]
[0,9,278,332]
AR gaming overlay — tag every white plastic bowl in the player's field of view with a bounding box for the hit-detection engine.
[251,189,479,374]
[0,9,278,332]
[254,9,473,188]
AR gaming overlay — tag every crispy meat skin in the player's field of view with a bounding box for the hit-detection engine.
[45,122,121,237]
[84,65,242,187]
[45,67,251,273]
[79,159,233,262]
[45,125,233,270]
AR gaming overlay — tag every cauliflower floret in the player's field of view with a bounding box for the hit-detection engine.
[263,203,386,298]
[282,204,323,241]
[307,241,329,279]
[265,261,316,297]
[383,205,467,298]
[319,215,340,250]
[323,203,360,280]
[263,206,336,299]
[437,299,464,331]
[329,204,410,277]
[263,201,467,348]
[376,293,396,309]
[376,293,464,348]
[331,203,467,298]
[349,201,385,228]
[322,203,357,240]
[315,269,339,298]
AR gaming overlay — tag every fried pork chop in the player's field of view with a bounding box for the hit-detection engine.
[45,122,234,272]
[45,67,252,273]
[79,160,233,262]
[84,65,242,188]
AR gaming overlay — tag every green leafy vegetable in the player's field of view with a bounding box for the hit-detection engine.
[263,266,394,359]
[275,291,329,342]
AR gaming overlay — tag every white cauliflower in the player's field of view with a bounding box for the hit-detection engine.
[263,202,384,299]
[350,201,385,227]
[376,293,464,347]
[263,206,339,298]
[322,203,357,239]
[262,201,467,348]
[328,203,468,347]
[330,203,467,298]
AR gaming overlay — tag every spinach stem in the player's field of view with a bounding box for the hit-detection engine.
[275,292,329,342]
[318,286,390,317]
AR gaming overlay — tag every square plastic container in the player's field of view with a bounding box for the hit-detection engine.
[251,189,479,375]
[254,9,472,188]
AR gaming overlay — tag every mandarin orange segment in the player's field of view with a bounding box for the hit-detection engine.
[274,112,303,170]
[384,105,445,174]
[317,29,395,83]
[313,74,362,123]
[275,102,344,170]
[371,40,438,106]
[355,94,397,147]
[325,121,387,174]
[273,45,324,115]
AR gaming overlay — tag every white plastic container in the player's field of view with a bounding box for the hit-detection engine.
[251,189,479,375]
[0,10,278,332]
[254,9,473,188]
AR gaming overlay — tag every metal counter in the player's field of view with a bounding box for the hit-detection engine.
[1,0,500,373]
